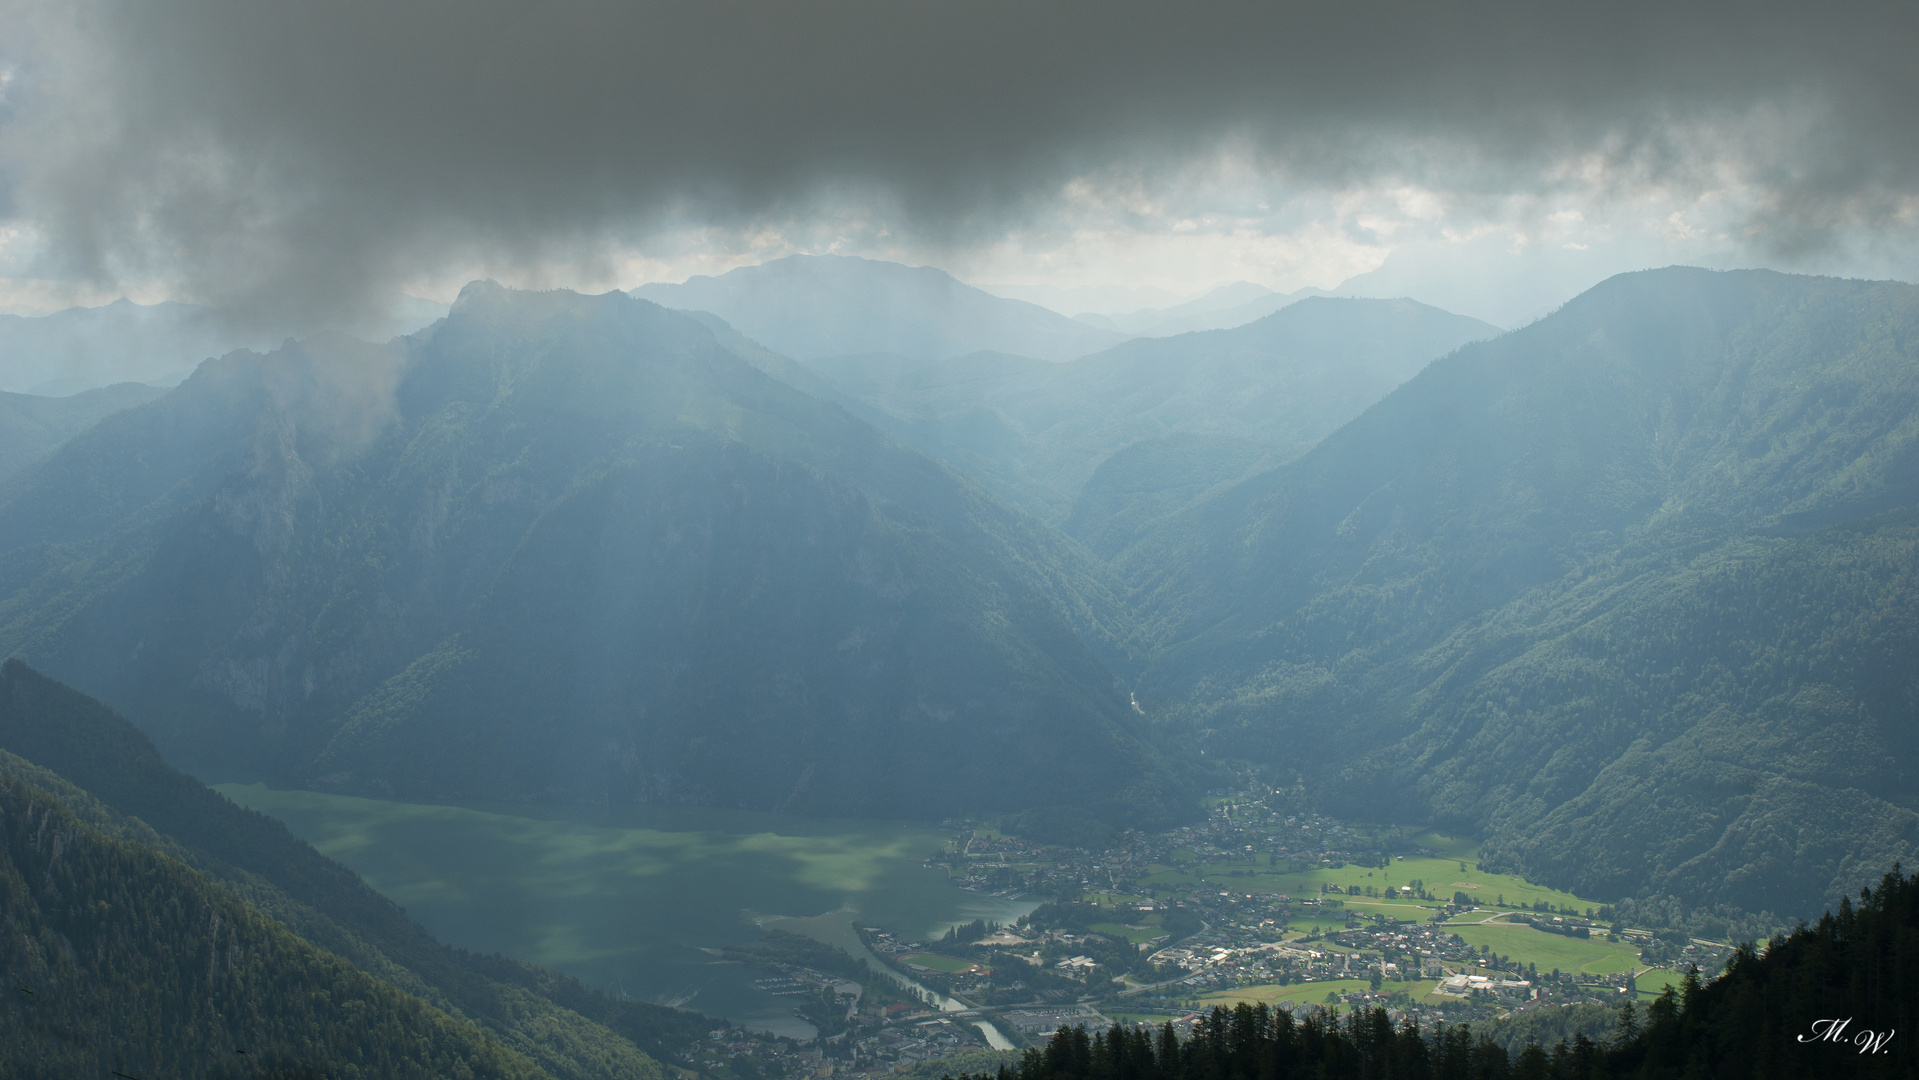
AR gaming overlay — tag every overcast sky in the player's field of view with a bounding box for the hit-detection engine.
[0,0,1914,327]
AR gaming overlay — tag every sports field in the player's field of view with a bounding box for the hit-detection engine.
[1089,920,1167,944]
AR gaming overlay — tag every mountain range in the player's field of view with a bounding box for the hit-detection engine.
[0,260,1913,928]
[0,299,275,394]
[0,295,450,396]
[1070,281,1335,337]
[802,296,1498,541]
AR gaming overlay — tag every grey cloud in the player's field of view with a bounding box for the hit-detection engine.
[2,0,1913,325]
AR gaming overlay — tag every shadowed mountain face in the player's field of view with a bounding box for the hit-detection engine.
[0,284,1181,825]
[805,297,1499,538]
[1126,267,1919,917]
[0,766,548,1080]
[634,254,1129,362]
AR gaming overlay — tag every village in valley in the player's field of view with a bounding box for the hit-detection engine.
[679,785,1734,1080]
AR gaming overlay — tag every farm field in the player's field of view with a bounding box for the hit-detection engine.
[1135,832,1590,916]
[1635,968,1685,998]
[1444,919,1642,976]
[218,783,1033,1036]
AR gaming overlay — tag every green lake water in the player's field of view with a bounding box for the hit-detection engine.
[217,784,1036,1039]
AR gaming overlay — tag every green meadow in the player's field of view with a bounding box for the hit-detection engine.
[1443,918,1642,975]
[1135,830,1590,917]
[1634,968,1685,999]
[217,784,1033,1035]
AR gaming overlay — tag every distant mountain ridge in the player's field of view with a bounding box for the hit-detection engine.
[0,382,168,480]
[634,254,1129,362]
[805,296,1499,537]
[1073,281,1334,337]
[0,298,275,393]
[0,296,450,395]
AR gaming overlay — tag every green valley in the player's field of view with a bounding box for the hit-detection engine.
[218,783,1034,1037]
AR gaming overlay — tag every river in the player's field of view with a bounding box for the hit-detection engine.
[761,907,1020,1050]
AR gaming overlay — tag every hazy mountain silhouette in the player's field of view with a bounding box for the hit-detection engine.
[1074,281,1334,337]
[0,296,450,395]
[634,254,1128,362]
[806,297,1498,535]
[0,382,167,480]
[0,299,271,393]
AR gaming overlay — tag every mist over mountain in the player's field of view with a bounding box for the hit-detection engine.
[0,283,1180,826]
[0,382,167,480]
[634,255,1128,363]
[1124,267,1919,918]
[1073,282,1335,337]
[981,282,1190,318]
[0,299,272,393]
[0,296,451,397]
[806,297,1498,538]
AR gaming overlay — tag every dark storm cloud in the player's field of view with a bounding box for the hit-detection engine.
[2,0,1913,324]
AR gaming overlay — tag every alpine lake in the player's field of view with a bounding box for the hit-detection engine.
[217,784,1037,1039]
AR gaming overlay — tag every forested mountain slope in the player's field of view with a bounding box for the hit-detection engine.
[806,297,1497,534]
[0,659,703,1080]
[0,775,547,1079]
[0,284,1179,825]
[1126,267,1919,919]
